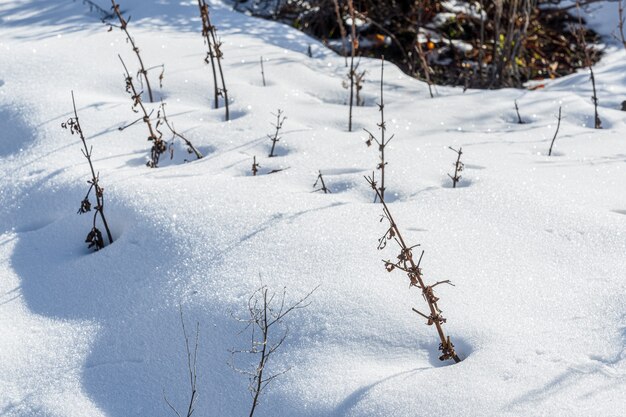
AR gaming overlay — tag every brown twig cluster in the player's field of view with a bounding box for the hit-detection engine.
[109,0,163,103]
[343,60,366,107]
[448,146,464,188]
[365,58,393,203]
[230,285,318,417]
[267,109,286,158]
[119,55,167,168]
[252,156,260,176]
[198,0,230,121]
[62,92,114,251]
[365,175,460,363]
[313,170,331,193]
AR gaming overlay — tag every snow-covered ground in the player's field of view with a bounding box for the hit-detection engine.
[0,1,624,416]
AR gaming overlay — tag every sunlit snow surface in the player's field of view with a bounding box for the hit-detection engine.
[0,1,624,416]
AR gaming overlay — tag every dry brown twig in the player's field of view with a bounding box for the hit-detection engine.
[118,55,167,168]
[198,0,230,121]
[365,57,393,203]
[62,91,114,251]
[109,0,163,103]
[313,170,331,193]
[267,109,286,158]
[365,174,461,363]
[448,146,464,188]
[159,101,203,161]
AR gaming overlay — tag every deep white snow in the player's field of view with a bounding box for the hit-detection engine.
[0,1,624,416]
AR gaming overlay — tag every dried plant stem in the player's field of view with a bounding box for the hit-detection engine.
[110,0,157,102]
[576,1,602,129]
[198,0,219,108]
[268,109,286,158]
[260,56,266,86]
[448,146,464,188]
[164,307,199,417]
[313,170,331,193]
[64,91,114,249]
[365,57,393,203]
[347,0,357,132]
[515,100,525,124]
[119,55,166,168]
[548,106,562,156]
[198,0,229,120]
[159,101,203,160]
[331,0,348,67]
[365,175,460,363]
[230,285,318,417]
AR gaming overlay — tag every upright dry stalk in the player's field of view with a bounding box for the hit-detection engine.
[110,0,162,103]
[62,91,114,250]
[159,101,203,160]
[331,0,349,67]
[346,0,357,132]
[313,170,331,193]
[119,55,167,168]
[267,109,286,158]
[364,58,394,203]
[230,285,318,417]
[548,106,562,156]
[575,1,601,129]
[252,156,260,176]
[198,0,230,121]
[618,1,626,49]
[365,175,461,363]
[260,56,266,86]
[448,146,464,188]
[514,100,525,124]
[164,307,199,417]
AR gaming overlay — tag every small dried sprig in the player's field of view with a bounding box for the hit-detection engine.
[109,0,162,102]
[260,56,266,86]
[365,174,461,363]
[575,1,601,129]
[119,55,167,168]
[159,101,203,161]
[448,146,464,188]
[313,170,331,194]
[62,91,114,251]
[268,109,286,158]
[343,60,366,107]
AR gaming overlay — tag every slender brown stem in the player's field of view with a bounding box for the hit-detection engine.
[548,106,562,156]
[110,0,155,102]
[160,101,203,160]
[366,175,460,363]
[347,0,356,132]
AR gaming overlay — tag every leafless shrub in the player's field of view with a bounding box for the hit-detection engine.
[62,91,114,251]
[343,60,366,107]
[365,175,461,363]
[198,0,230,121]
[109,0,163,103]
[119,55,167,168]
[230,284,318,417]
[548,106,562,156]
[313,170,331,193]
[267,109,286,158]
[164,307,199,417]
[447,146,463,188]
[365,58,393,203]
